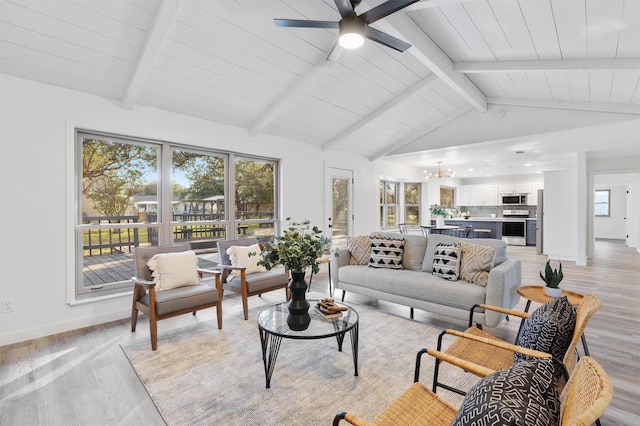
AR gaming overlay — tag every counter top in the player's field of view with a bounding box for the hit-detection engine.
[445,217,536,221]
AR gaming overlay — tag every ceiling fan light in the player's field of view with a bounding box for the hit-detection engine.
[339,32,364,49]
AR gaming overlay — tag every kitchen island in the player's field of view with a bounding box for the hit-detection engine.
[441,217,537,246]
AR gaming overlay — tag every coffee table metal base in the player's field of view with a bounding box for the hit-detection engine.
[257,301,359,388]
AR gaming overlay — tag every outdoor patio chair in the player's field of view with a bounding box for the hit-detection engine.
[217,237,290,320]
[131,245,222,350]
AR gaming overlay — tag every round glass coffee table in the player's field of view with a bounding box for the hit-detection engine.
[257,300,359,388]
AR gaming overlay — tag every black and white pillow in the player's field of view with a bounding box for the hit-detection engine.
[369,237,404,269]
[451,358,560,426]
[432,242,461,281]
[514,296,576,377]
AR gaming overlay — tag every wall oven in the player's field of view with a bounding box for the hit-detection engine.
[502,210,528,246]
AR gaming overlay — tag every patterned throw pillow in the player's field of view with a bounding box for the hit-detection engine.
[460,242,495,287]
[347,235,371,265]
[451,358,560,426]
[369,237,404,269]
[432,243,461,281]
[514,296,576,377]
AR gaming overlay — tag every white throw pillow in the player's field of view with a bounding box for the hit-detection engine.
[227,243,267,277]
[147,250,201,291]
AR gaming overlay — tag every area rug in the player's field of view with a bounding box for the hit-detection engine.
[121,301,476,425]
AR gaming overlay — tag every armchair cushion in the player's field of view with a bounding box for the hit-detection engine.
[513,296,576,377]
[451,358,560,426]
[226,243,267,277]
[147,250,201,291]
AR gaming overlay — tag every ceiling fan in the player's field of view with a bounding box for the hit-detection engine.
[274,0,419,61]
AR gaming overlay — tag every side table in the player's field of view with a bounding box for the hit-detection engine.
[517,285,590,356]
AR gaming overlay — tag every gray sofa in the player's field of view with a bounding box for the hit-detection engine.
[330,232,521,327]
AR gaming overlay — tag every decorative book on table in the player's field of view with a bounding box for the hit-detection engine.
[314,305,344,319]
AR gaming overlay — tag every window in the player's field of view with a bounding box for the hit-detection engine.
[76,131,279,300]
[595,189,610,217]
[380,181,399,228]
[440,186,455,208]
[404,183,421,225]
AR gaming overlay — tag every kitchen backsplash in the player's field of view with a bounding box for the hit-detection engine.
[457,205,537,218]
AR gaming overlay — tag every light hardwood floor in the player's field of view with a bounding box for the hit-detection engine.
[0,240,638,425]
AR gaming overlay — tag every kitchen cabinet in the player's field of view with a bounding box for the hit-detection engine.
[499,183,532,194]
[445,220,502,239]
[458,184,498,206]
[526,219,537,246]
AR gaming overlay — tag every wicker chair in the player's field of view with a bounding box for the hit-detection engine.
[430,292,602,396]
[333,355,612,426]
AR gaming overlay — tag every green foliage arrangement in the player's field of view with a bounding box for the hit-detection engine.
[256,218,325,274]
[431,205,447,216]
[540,260,563,288]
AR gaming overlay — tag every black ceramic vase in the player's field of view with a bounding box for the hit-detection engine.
[287,271,311,331]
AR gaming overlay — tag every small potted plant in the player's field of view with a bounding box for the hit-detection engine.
[540,260,563,297]
[431,205,447,227]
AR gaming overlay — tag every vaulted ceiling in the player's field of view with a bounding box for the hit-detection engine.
[1,0,639,177]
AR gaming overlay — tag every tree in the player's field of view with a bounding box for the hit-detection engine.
[82,139,156,216]
[235,160,274,214]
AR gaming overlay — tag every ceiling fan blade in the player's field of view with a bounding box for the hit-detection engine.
[273,19,339,29]
[326,43,344,62]
[360,0,420,24]
[364,26,411,52]
[334,0,354,18]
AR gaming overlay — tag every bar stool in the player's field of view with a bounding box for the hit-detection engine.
[474,229,491,238]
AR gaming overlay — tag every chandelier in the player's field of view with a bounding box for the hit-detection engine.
[424,161,455,179]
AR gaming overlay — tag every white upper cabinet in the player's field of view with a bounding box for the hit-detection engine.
[459,184,498,206]
[500,183,532,194]
[514,183,532,193]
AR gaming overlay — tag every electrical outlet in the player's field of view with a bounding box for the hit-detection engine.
[1,299,13,313]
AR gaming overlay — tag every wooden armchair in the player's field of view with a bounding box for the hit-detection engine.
[217,237,290,320]
[333,355,612,426]
[430,293,602,395]
[131,245,222,350]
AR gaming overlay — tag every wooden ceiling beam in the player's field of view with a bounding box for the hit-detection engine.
[121,0,184,110]
[488,97,640,115]
[455,58,640,73]
[361,1,487,112]
[322,74,439,150]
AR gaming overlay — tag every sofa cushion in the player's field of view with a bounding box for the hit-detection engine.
[347,235,370,265]
[451,358,560,426]
[369,237,404,269]
[373,232,427,271]
[514,296,576,377]
[460,242,495,287]
[422,234,507,272]
[432,243,461,281]
[338,265,486,311]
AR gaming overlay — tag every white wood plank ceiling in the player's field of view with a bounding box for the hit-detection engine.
[1,0,638,176]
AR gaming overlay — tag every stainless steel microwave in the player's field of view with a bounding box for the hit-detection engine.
[501,194,527,205]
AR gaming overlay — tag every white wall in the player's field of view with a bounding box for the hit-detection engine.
[0,74,421,346]
[594,185,628,239]
[543,170,578,261]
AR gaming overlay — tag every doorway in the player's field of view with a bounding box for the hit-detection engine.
[326,167,353,248]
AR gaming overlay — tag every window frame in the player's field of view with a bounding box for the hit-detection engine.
[75,130,280,300]
[594,189,611,217]
[403,182,421,226]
